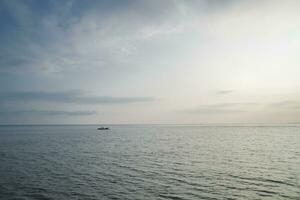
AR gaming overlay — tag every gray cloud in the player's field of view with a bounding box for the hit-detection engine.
[0,90,154,104]
[269,101,300,109]
[0,110,96,116]
[184,103,247,114]
[0,0,240,74]
[184,101,300,116]
[215,90,235,95]
[1,0,300,124]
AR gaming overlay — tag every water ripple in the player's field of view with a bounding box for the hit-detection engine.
[0,125,299,199]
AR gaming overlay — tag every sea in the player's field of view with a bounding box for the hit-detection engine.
[0,125,299,200]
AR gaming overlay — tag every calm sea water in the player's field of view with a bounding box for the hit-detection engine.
[0,125,299,200]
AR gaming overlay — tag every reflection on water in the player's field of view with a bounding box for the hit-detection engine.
[0,125,299,199]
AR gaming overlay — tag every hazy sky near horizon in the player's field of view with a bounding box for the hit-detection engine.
[0,0,300,124]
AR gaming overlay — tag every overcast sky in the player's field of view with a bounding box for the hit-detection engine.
[0,0,300,124]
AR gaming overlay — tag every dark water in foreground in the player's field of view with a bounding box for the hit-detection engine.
[0,125,299,200]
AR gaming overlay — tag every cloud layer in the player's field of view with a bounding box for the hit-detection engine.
[1,0,300,123]
[0,110,96,116]
[0,91,154,104]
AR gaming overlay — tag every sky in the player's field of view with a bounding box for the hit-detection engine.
[0,0,300,124]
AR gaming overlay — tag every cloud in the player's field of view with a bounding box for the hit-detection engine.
[269,101,300,109]
[0,90,155,104]
[215,90,235,95]
[1,0,300,124]
[0,0,240,74]
[183,100,300,116]
[0,110,96,116]
[183,103,248,114]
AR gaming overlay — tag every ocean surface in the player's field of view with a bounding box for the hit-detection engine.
[0,125,299,200]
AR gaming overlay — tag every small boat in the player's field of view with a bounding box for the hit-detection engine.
[97,127,109,130]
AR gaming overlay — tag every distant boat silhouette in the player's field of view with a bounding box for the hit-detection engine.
[97,127,109,130]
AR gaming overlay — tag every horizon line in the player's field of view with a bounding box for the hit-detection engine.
[0,122,300,126]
